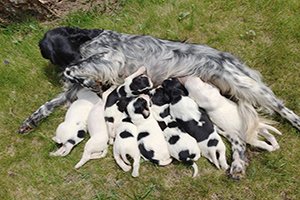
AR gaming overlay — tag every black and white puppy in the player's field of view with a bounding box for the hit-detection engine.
[104,67,153,144]
[151,87,201,177]
[113,111,140,177]
[162,78,229,170]
[126,94,172,166]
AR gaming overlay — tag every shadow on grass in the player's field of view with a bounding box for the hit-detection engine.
[42,63,65,88]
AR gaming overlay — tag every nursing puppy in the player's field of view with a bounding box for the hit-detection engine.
[151,87,201,177]
[104,67,153,144]
[51,88,100,156]
[179,76,282,179]
[127,94,172,166]
[113,111,140,177]
[75,87,114,169]
[161,78,229,170]
[179,76,282,151]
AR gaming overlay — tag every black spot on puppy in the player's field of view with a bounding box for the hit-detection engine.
[67,139,76,145]
[169,135,180,145]
[105,117,114,123]
[120,131,134,138]
[207,139,219,147]
[137,132,149,141]
[77,130,86,138]
[157,121,167,131]
[138,143,159,165]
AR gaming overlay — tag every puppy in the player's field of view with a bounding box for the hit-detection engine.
[113,112,140,177]
[104,67,153,144]
[162,78,229,170]
[179,76,283,179]
[151,87,201,177]
[179,76,282,151]
[127,94,172,166]
[75,87,115,169]
[51,88,100,156]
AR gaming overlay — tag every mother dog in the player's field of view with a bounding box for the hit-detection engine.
[18,27,300,146]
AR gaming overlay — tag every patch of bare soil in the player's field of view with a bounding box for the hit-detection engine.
[0,0,120,24]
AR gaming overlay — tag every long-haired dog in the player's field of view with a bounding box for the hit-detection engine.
[18,27,300,178]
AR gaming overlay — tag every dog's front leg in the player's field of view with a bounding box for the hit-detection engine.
[18,92,68,134]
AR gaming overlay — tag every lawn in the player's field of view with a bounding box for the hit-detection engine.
[0,0,299,199]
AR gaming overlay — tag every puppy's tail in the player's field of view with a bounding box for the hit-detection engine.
[191,162,199,178]
[121,152,131,165]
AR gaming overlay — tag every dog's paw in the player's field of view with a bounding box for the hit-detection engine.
[131,171,139,177]
[17,123,33,134]
[229,159,248,180]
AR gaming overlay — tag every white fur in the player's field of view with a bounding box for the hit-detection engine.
[75,99,108,168]
[51,88,100,156]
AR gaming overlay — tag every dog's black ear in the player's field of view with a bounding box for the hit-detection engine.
[133,98,150,118]
[117,97,132,113]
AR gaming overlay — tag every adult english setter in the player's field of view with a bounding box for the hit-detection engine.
[18,27,300,179]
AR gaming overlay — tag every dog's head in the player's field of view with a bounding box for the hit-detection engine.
[54,121,87,143]
[161,78,188,100]
[127,94,151,120]
[118,75,153,97]
[150,86,171,106]
[39,27,103,66]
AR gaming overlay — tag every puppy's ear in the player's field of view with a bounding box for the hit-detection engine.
[134,98,150,118]
[117,97,132,113]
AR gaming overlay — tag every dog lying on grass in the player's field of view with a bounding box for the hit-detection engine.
[51,88,100,156]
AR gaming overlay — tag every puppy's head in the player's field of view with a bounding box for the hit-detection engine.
[161,78,188,97]
[150,87,171,106]
[130,75,153,95]
[127,94,151,119]
[39,27,103,66]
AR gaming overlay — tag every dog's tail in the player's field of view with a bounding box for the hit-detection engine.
[191,162,199,178]
[205,57,300,131]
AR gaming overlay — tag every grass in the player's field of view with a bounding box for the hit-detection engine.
[0,0,299,199]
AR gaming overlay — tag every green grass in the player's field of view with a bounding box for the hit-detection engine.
[1,0,300,199]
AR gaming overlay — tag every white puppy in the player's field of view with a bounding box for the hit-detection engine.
[127,94,172,166]
[75,87,115,169]
[51,88,100,156]
[113,112,140,177]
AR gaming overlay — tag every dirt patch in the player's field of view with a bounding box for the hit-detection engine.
[0,0,121,24]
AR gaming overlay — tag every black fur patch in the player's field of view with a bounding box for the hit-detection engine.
[138,143,159,165]
[118,86,126,97]
[67,139,76,145]
[122,117,133,123]
[105,117,114,123]
[167,121,178,128]
[105,89,119,108]
[157,121,167,131]
[77,130,86,138]
[120,131,134,138]
[168,135,180,145]
[137,132,149,141]
[207,139,219,147]
[160,107,170,118]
